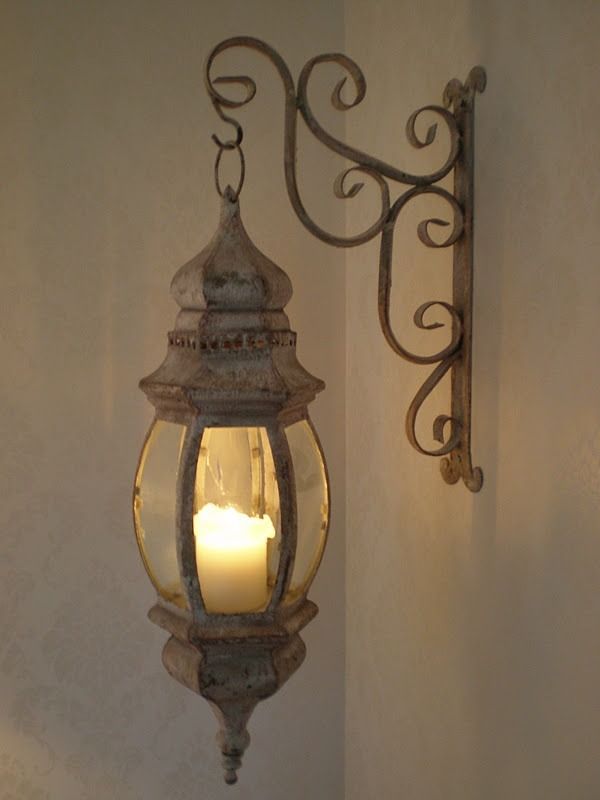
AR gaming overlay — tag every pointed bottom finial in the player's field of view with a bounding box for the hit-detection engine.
[214,707,252,785]
[221,746,246,785]
[224,769,238,785]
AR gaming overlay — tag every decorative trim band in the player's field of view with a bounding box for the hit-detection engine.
[168,330,297,352]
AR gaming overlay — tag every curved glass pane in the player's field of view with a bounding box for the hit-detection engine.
[133,420,186,607]
[286,420,329,601]
[194,427,280,614]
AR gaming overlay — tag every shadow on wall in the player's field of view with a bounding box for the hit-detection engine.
[462,2,600,797]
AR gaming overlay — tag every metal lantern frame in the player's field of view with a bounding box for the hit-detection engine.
[134,190,330,783]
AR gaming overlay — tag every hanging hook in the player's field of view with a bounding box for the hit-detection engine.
[213,139,246,201]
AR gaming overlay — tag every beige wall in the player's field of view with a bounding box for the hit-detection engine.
[345,1,600,799]
[5,1,600,798]
[1,2,345,798]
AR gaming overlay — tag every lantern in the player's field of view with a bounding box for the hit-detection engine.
[133,187,330,783]
[132,31,487,785]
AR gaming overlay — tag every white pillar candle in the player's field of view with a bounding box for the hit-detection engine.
[193,503,276,613]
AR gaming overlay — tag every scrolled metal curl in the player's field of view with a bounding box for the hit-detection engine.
[332,165,391,245]
[377,185,464,365]
[204,37,462,246]
[203,38,484,487]
[297,56,461,188]
[375,185,465,456]
[405,355,462,457]
[443,66,487,110]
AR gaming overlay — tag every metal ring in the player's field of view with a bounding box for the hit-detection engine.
[214,142,246,200]
[211,134,240,151]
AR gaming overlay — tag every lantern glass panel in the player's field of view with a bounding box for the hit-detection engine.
[285,420,329,601]
[134,419,187,608]
[193,427,280,614]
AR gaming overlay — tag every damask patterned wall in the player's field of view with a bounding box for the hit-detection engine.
[1,2,345,798]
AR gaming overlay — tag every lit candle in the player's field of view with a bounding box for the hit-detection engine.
[193,503,276,613]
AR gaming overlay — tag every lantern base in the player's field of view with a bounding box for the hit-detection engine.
[149,600,318,784]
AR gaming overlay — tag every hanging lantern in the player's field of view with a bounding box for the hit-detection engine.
[133,186,330,783]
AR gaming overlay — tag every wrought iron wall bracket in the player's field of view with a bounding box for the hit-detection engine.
[205,37,486,491]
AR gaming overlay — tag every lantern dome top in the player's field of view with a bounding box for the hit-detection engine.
[139,186,324,417]
[170,187,293,313]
